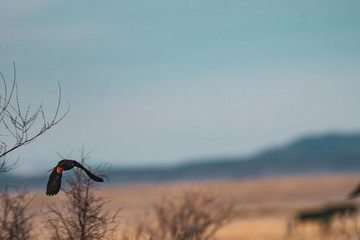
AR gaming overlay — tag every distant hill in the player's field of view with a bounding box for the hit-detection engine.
[2,132,360,188]
[107,132,360,183]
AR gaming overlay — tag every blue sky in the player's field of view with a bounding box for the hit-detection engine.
[1,0,360,174]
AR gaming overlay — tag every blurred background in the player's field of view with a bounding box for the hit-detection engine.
[1,0,360,181]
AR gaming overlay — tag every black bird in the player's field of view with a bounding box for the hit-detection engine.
[348,183,360,199]
[46,159,103,196]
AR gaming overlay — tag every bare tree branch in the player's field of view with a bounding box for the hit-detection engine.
[0,63,69,172]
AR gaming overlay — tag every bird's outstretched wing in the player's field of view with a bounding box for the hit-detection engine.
[46,167,63,196]
[75,163,104,182]
[348,183,360,199]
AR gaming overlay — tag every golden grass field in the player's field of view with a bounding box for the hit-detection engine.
[28,173,360,240]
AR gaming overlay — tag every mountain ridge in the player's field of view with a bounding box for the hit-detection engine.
[107,132,360,183]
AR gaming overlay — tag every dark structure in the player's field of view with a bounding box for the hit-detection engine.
[293,203,357,231]
[348,183,360,199]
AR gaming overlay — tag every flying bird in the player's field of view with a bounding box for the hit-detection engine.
[46,159,103,196]
[348,183,360,199]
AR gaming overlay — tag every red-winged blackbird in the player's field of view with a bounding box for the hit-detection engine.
[348,183,360,199]
[46,159,104,196]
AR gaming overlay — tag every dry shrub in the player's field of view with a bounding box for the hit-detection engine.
[0,186,34,240]
[46,151,120,240]
[123,187,237,240]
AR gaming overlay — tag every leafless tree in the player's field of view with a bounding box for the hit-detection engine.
[0,186,35,240]
[0,63,69,172]
[123,187,237,240]
[46,150,120,240]
[155,187,236,240]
